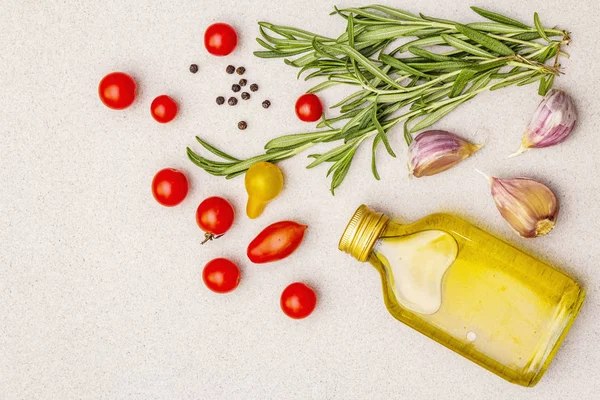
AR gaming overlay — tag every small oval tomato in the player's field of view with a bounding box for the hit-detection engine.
[281,282,317,319]
[151,95,178,123]
[196,197,235,243]
[152,168,188,207]
[204,23,238,56]
[98,72,136,110]
[247,221,307,263]
[203,258,240,293]
[295,93,323,122]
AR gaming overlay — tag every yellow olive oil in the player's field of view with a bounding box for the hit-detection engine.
[339,205,584,387]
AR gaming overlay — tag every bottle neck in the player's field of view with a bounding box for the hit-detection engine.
[339,205,390,262]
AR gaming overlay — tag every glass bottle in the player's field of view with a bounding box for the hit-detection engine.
[339,205,585,387]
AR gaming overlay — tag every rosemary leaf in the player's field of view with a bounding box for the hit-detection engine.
[408,60,474,72]
[517,74,543,86]
[490,71,537,90]
[330,150,356,195]
[450,68,477,98]
[533,12,550,42]
[265,130,336,150]
[356,25,425,41]
[341,104,375,134]
[285,52,320,67]
[338,44,404,89]
[317,109,362,128]
[466,22,528,34]
[371,106,396,157]
[470,6,530,29]
[441,34,496,59]
[307,80,342,93]
[510,32,542,41]
[307,140,357,169]
[538,74,555,96]
[195,137,240,161]
[380,54,433,79]
[364,5,422,21]
[254,50,307,58]
[454,24,515,56]
[333,6,402,23]
[408,46,456,61]
[331,90,368,108]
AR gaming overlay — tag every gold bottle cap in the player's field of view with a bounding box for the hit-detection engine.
[339,205,390,262]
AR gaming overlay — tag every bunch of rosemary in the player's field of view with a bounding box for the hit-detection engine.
[187,5,570,193]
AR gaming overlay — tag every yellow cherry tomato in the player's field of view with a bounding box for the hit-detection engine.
[245,162,284,219]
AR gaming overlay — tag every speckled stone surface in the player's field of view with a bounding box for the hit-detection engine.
[1,1,599,399]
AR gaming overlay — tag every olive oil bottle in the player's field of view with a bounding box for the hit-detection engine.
[339,205,584,386]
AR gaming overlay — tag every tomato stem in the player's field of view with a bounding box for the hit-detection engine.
[201,232,224,245]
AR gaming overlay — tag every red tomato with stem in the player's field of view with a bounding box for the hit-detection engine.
[281,282,317,319]
[247,221,307,263]
[196,197,235,244]
[151,95,178,123]
[295,93,323,122]
[202,258,240,293]
[152,168,188,207]
[204,23,238,56]
[98,72,136,110]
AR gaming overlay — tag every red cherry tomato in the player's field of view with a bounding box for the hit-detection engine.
[204,23,238,56]
[151,95,178,123]
[295,94,323,122]
[151,168,189,207]
[98,72,136,110]
[247,221,307,264]
[202,258,240,293]
[196,197,235,243]
[281,282,317,319]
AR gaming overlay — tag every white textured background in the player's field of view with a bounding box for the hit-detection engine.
[1,0,599,399]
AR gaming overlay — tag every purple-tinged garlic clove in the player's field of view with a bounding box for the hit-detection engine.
[482,174,559,238]
[511,89,577,157]
[408,130,482,178]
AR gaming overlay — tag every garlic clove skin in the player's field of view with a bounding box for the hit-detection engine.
[511,89,577,157]
[408,130,482,177]
[487,176,559,238]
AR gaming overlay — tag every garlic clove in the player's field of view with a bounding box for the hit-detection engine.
[483,174,559,238]
[408,130,482,177]
[511,89,577,157]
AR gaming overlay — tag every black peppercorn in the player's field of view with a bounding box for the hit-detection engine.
[236,67,246,75]
[239,79,247,86]
[228,97,238,106]
[189,64,199,73]
[232,84,241,93]
[216,96,225,105]
[226,65,235,74]
[249,83,259,92]
[238,121,247,130]
[262,100,271,109]
[241,92,250,100]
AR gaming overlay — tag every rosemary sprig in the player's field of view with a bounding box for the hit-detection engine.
[188,5,570,193]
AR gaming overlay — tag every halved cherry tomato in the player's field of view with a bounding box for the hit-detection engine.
[202,258,240,293]
[204,23,238,56]
[196,197,235,244]
[247,221,307,264]
[295,93,323,122]
[151,168,188,207]
[280,282,317,319]
[150,95,178,123]
[98,72,136,110]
